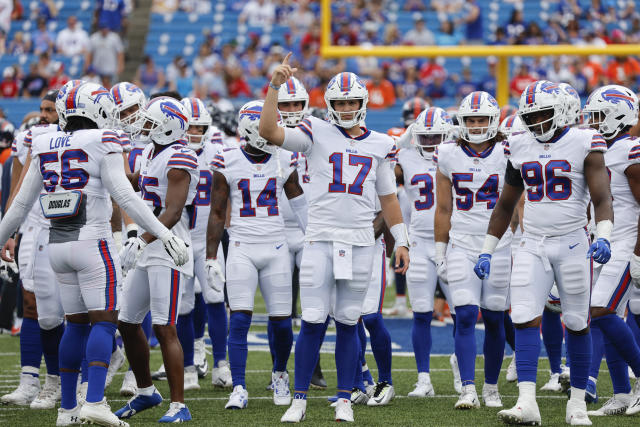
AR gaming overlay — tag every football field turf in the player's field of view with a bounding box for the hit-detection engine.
[0,293,635,426]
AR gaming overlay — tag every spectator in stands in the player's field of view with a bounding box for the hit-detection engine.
[547,57,575,87]
[505,7,526,44]
[31,17,55,54]
[240,44,265,77]
[227,65,252,98]
[0,30,5,54]
[397,66,424,101]
[509,63,536,98]
[479,58,497,96]
[523,22,546,45]
[300,21,321,55]
[491,27,508,45]
[48,61,69,90]
[7,31,29,54]
[607,56,640,86]
[434,20,463,45]
[86,25,124,87]
[404,0,426,11]
[383,23,402,45]
[56,15,90,57]
[35,0,57,22]
[94,0,127,35]
[11,0,23,21]
[36,51,56,79]
[589,0,615,24]
[631,16,640,43]
[0,66,18,98]
[420,57,447,85]
[361,21,381,45]
[135,55,165,95]
[21,62,47,97]
[403,15,434,46]
[239,0,275,27]
[220,43,240,73]
[424,74,449,99]
[308,67,333,108]
[455,68,478,100]
[166,55,186,82]
[288,0,315,37]
[333,20,359,46]
[169,57,194,98]
[460,0,483,44]
[366,68,396,109]
[430,0,463,14]
[195,62,227,99]
[81,65,101,84]
[0,0,12,35]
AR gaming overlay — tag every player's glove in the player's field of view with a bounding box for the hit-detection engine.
[474,253,492,280]
[0,259,18,282]
[161,234,189,266]
[587,238,611,264]
[119,236,147,272]
[205,258,225,292]
[631,254,640,288]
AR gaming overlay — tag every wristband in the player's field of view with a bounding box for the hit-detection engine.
[390,223,409,249]
[269,82,281,91]
[435,241,447,260]
[112,231,122,249]
[126,223,138,239]
[595,219,613,242]
[481,234,500,255]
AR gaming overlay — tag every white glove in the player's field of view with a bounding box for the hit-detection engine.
[161,233,189,266]
[119,236,147,273]
[0,259,18,282]
[631,254,640,288]
[435,242,448,283]
[205,258,225,292]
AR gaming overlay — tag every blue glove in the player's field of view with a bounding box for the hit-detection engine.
[587,238,611,264]
[474,253,492,280]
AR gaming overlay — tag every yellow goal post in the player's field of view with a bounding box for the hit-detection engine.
[319,0,640,106]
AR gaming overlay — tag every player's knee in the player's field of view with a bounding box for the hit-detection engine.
[410,298,432,313]
[333,307,360,326]
[362,312,382,330]
[451,289,475,308]
[630,299,640,315]
[301,307,328,324]
[562,313,588,332]
[179,301,194,316]
[511,303,539,325]
[484,294,508,311]
[38,316,64,330]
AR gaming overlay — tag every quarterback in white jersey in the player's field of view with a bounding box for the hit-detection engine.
[435,91,511,410]
[207,100,306,409]
[476,80,614,425]
[398,107,456,398]
[582,85,640,416]
[259,55,409,423]
[116,96,196,424]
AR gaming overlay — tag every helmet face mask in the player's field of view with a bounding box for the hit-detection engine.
[520,107,556,139]
[238,100,278,154]
[457,91,500,144]
[110,82,146,133]
[559,83,581,126]
[278,77,309,127]
[325,72,368,129]
[412,106,452,160]
[181,97,212,150]
[583,84,639,139]
[132,97,189,145]
[518,80,563,142]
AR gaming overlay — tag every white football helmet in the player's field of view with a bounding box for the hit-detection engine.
[324,72,368,129]
[558,82,581,126]
[518,80,564,142]
[238,100,277,154]
[583,84,639,139]
[278,77,309,127]
[64,82,117,129]
[133,96,189,145]
[111,82,146,133]
[457,91,500,144]
[499,114,525,138]
[181,97,212,150]
[412,107,453,160]
[56,79,84,129]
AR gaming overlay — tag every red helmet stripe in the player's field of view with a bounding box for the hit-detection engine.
[287,78,296,95]
[191,98,200,119]
[66,86,80,110]
[425,107,435,127]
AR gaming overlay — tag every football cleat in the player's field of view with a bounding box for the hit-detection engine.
[105,345,126,389]
[76,381,87,407]
[80,398,129,426]
[114,390,163,419]
[119,370,137,397]
[585,379,598,404]
[335,398,354,422]
[626,379,640,415]
[540,372,562,392]
[498,400,541,425]
[280,398,306,423]
[1,373,40,405]
[310,361,327,390]
[30,374,60,409]
[367,382,395,406]
[559,366,571,393]
[454,386,480,409]
[56,405,82,426]
[273,371,292,406]
[193,337,208,378]
[212,360,233,388]
[158,402,192,423]
[566,399,592,425]
[151,364,167,381]
[184,365,201,391]
[506,355,517,382]
[351,388,370,405]
[482,383,502,408]
[449,354,462,394]
[588,395,630,416]
[408,373,435,397]
[225,385,248,409]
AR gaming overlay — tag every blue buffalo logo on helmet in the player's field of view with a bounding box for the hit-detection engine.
[91,88,111,104]
[239,104,263,122]
[601,88,636,110]
[159,101,188,130]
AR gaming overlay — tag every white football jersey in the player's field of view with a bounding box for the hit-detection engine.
[189,142,218,249]
[282,116,398,246]
[213,147,295,243]
[117,130,131,152]
[436,141,508,238]
[604,134,640,242]
[136,142,199,274]
[30,129,123,243]
[508,127,607,236]
[126,137,147,173]
[397,147,437,241]
[280,152,309,230]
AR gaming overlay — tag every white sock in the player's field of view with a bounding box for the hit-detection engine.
[396,295,406,307]
[570,387,585,403]
[483,382,498,392]
[518,381,536,401]
[170,401,185,408]
[588,376,597,384]
[138,385,156,396]
[418,372,431,383]
[463,384,476,394]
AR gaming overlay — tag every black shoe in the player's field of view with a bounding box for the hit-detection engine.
[310,361,327,389]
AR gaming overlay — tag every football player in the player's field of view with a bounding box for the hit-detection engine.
[582,85,640,416]
[260,55,410,423]
[475,80,613,425]
[207,100,306,409]
[115,96,197,423]
[435,91,511,409]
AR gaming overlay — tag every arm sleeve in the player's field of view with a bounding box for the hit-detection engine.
[376,159,397,196]
[100,153,172,241]
[283,125,313,154]
[0,159,43,244]
[396,123,414,149]
[287,193,308,232]
[505,160,524,189]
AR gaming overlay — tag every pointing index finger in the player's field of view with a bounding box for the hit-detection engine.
[283,52,292,65]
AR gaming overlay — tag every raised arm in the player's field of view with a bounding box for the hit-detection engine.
[259,52,297,145]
